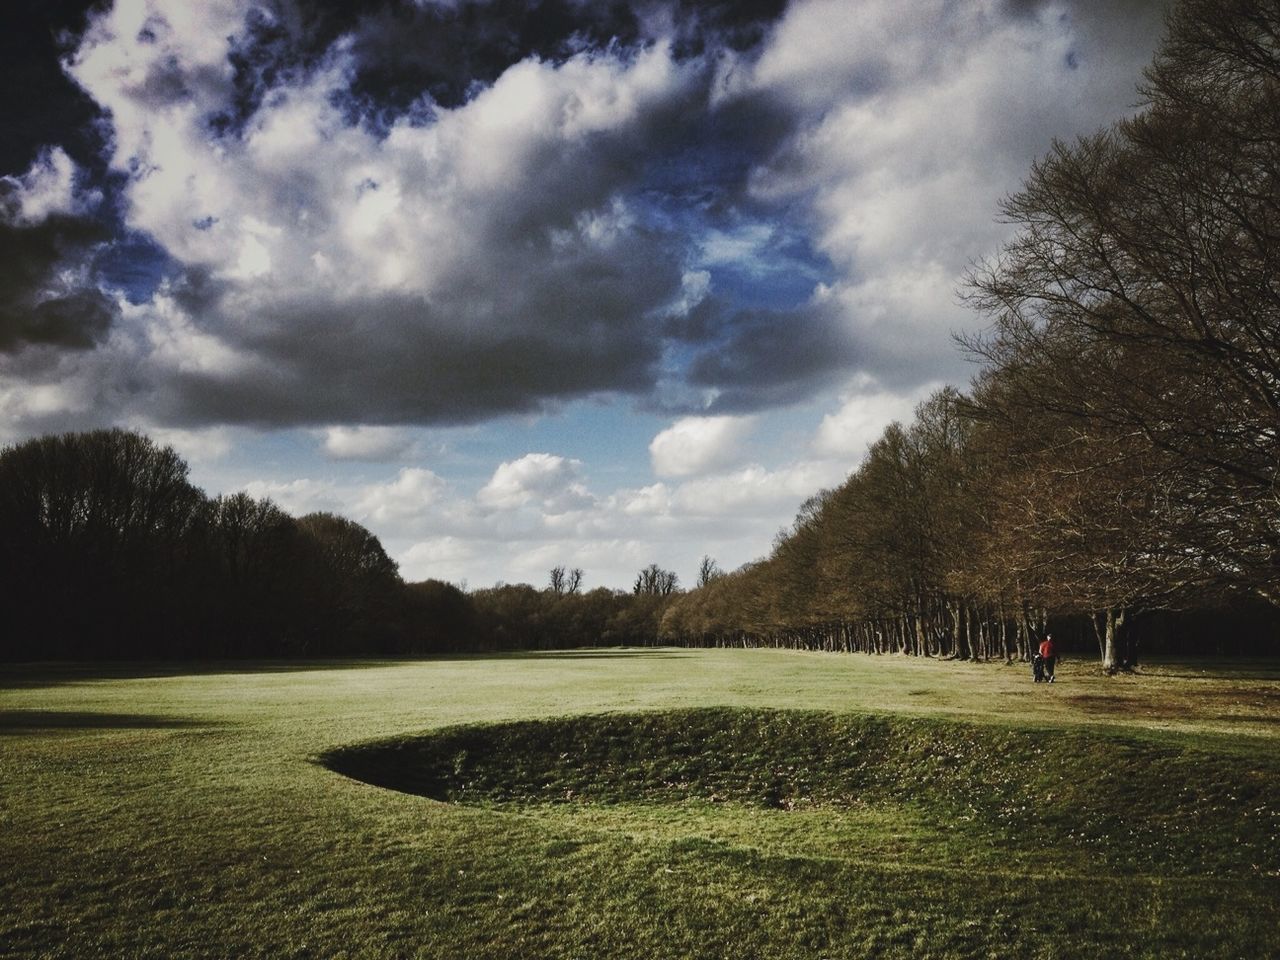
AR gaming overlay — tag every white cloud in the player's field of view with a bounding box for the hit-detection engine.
[814,381,939,460]
[399,536,481,584]
[237,440,849,591]
[698,223,777,274]
[619,482,673,517]
[320,425,412,461]
[355,467,446,525]
[649,415,756,478]
[144,425,234,463]
[478,453,595,513]
[241,477,342,516]
[0,148,92,225]
[746,0,1166,381]
[667,461,848,517]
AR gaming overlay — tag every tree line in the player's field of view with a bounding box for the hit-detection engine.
[661,0,1280,669]
[0,428,680,661]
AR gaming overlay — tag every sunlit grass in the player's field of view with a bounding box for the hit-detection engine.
[2,649,1278,958]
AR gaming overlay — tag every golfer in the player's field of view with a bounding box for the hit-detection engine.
[1038,634,1058,682]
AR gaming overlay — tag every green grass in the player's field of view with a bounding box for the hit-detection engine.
[2,649,1278,958]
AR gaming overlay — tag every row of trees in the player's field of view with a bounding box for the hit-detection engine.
[0,428,680,660]
[2,414,1267,665]
[661,0,1280,669]
[0,429,414,659]
[659,385,1278,666]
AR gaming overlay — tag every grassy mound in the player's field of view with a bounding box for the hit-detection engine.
[323,707,1279,877]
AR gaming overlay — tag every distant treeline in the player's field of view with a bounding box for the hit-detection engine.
[660,0,1280,670]
[1,422,1274,665]
[0,429,675,661]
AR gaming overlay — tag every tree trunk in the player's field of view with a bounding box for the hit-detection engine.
[1101,606,1127,673]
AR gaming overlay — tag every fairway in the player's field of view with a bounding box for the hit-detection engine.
[2,650,1278,959]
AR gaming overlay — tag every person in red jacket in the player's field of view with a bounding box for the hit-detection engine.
[1038,634,1058,682]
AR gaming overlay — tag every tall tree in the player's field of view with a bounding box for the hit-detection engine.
[0,429,204,657]
[548,565,584,596]
[200,492,312,656]
[697,555,723,588]
[634,563,679,596]
[548,565,568,596]
[296,512,403,653]
[964,0,1280,605]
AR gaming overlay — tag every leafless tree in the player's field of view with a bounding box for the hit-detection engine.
[963,0,1280,606]
[634,563,679,596]
[548,565,567,596]
[697,555,723,588]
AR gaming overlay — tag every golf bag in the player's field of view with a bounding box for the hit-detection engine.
[1032,653,1045,683]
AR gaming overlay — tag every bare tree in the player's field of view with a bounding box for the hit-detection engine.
[548,565,583,595]
[963,0,1280,606]
[697,555,723,588]
[634,563,679,596]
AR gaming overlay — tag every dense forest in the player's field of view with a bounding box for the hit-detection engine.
[2,0,1278,666]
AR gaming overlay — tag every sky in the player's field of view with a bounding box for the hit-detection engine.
[0,0,1170,590]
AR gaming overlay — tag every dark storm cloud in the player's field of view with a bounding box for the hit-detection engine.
[0,0,1178,436]
[85,1,806,430]
[137,93,696,423]
[665,0,789,57]
[682,299,858,412]
[0,0,106,176]
[0,3,173,353]
[0,0,802,430]
[0,212,117,351]
[638,87,797,216]
[156,235,681,427]
[211,0,790,136]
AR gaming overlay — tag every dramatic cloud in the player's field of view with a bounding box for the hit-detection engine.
[683,296,860,411]
[0,0,808,435]
[0,0,1171,586]
[0,148,116,352]
[743,0,1171,385]
[0,0,1168,437]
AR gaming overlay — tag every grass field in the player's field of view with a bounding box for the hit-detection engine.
[2,649,1278,958]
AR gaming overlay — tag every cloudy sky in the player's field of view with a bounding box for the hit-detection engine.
[2,0,1168,589]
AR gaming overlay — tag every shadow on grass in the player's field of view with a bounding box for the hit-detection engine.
[0,659,411,690]
[0,710,211,734]
[1139,659,1280,682]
